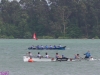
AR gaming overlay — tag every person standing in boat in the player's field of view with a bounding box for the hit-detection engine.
[84,51,91,58]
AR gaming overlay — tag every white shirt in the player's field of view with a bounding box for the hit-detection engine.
[45,55,49,58]
[37,54,41,57]
[28,53,32,57]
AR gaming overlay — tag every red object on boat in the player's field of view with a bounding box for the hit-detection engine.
[28,59,34,62]
[33,33,38,40]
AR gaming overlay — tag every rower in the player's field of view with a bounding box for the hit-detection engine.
[56,53,62,58]
[27,52,33,58]
[58,44,62,48]
[37,52,41,58]
[59,44,62,47]
[45,52,49,58]
[84,51,91,58]
[62,55,66,58]
[36,45,39,49]
[45,45,48,49]
[32,45,34,48]
[53,45,56,48]
[41,45,44,49]
[49,45,53,49]
[74,54,80,59]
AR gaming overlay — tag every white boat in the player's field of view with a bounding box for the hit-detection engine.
[23,56,76,62]
[23,56,97,62]
[23,56,56,62]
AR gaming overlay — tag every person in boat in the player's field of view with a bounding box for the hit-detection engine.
[27,52,33,58]
[36,45,39,49]
[62,55,67,58]
[45,45,48,49]
[59,44,62,47]
[74,54,80,59]
[41,45,44,49]
[49,45,53,49]
[58,44,62,48]
[84,51,91,58]
[45,52,49,58]
[56,53,62,58]
[37,52,41,58]
[32,45,34,48]
[53,45,56,48]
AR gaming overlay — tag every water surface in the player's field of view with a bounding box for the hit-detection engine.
[0,39,100,75]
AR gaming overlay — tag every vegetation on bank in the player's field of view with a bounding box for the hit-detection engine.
[0,0,100,39]
[0,35,99,39]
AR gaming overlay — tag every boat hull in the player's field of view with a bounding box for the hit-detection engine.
[23,56,75,62]
[28,46,66,50]
[23,56,96,62]
[23,56,56,62]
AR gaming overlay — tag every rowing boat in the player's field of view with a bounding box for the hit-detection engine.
[23,56,76,62]
[28,46,66,50]
[23,56,98,62]
[23,56,72,62]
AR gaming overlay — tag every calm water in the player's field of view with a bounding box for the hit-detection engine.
[0,39,100,75]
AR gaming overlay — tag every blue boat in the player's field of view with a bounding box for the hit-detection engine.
[28,46,66,50]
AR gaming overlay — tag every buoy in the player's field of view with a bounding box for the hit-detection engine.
[28,59,34,62]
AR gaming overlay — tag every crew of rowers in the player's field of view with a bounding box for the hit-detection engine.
[74,51,91,59]
[31,44,62,49]
[56,51,91,59]
[27,50,91,60]
[27,52,50,58]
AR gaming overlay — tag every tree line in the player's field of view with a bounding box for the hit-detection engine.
[0,0,100,39]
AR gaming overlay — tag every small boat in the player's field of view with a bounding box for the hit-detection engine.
[28,46,66,50]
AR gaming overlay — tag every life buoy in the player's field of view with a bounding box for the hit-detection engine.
[28,59,34,62]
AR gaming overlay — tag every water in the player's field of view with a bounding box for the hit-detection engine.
[0,39,100,75]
